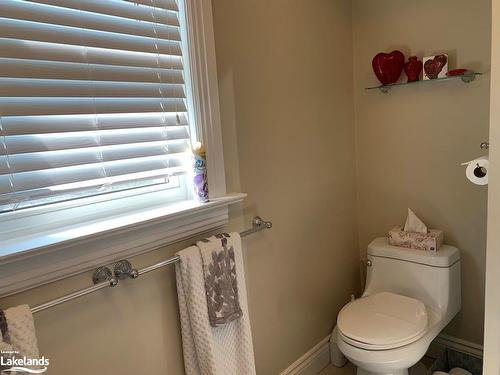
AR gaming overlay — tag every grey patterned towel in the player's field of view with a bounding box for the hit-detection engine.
[198,233,243,327]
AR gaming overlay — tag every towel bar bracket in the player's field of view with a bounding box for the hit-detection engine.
[114,260,139,280]
[239,216,272,237]
[92,266,118,287]
[253,216,272,229]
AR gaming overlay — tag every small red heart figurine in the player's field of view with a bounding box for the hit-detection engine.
[372,50,405,85]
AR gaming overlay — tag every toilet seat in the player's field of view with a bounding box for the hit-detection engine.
[337,292,428,350]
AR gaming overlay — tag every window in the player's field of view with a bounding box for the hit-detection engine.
[0,0,195,213]
[0,1,242,296]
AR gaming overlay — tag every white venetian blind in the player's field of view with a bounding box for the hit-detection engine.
[0,0,192,213]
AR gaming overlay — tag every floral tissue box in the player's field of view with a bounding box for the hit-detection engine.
[388,226,444,252]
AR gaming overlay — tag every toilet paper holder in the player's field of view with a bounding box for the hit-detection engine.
[480,142,490,150]
[461,156,489,185]
[458,143,490,186]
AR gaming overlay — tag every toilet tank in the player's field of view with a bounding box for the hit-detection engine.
[363,238,461,319]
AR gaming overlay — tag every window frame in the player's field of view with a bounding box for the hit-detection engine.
[180,0,227,198]
[0,0,241,297]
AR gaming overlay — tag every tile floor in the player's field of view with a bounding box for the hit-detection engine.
[319,363,356,375]
[319,360,430,375]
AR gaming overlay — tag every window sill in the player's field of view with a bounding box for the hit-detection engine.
[0,192,246,297]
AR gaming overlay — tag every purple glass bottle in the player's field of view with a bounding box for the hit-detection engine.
[193,143,209,202]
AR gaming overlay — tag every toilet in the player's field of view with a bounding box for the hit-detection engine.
[336,237,461,375]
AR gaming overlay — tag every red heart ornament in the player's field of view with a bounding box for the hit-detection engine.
[424,54,448,79]
[372,50,405,85]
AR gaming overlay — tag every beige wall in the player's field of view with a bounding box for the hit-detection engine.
[213,1,358,373]
[352,0,491,344]
[0,1,359,374]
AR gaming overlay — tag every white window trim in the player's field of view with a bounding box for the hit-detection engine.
[181,0,227,197]
[0,0,238,297]
[0,193,246,297]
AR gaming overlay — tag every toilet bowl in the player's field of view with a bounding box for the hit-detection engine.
[336,237,461,375]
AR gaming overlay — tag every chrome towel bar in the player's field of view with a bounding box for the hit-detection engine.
[30,216,272,314]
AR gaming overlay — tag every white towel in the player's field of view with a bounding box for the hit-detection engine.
[0,305,40,374]
[175,233,256,375]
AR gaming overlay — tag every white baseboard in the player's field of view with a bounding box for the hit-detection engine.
[280,336,331,375]
[428,333,484,359]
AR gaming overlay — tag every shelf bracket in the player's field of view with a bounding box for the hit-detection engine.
[461,73,477,83]
[379,86,391,94]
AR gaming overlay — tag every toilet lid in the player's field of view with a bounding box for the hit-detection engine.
[337,292,428,349]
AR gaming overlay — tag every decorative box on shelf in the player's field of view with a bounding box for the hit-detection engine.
[388,226,444,252]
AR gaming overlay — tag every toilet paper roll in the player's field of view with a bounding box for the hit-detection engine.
[462,156,489,185]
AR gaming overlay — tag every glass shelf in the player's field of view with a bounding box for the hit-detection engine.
[365,71,482,93]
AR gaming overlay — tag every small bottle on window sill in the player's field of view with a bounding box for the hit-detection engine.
[193,142,209,202]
